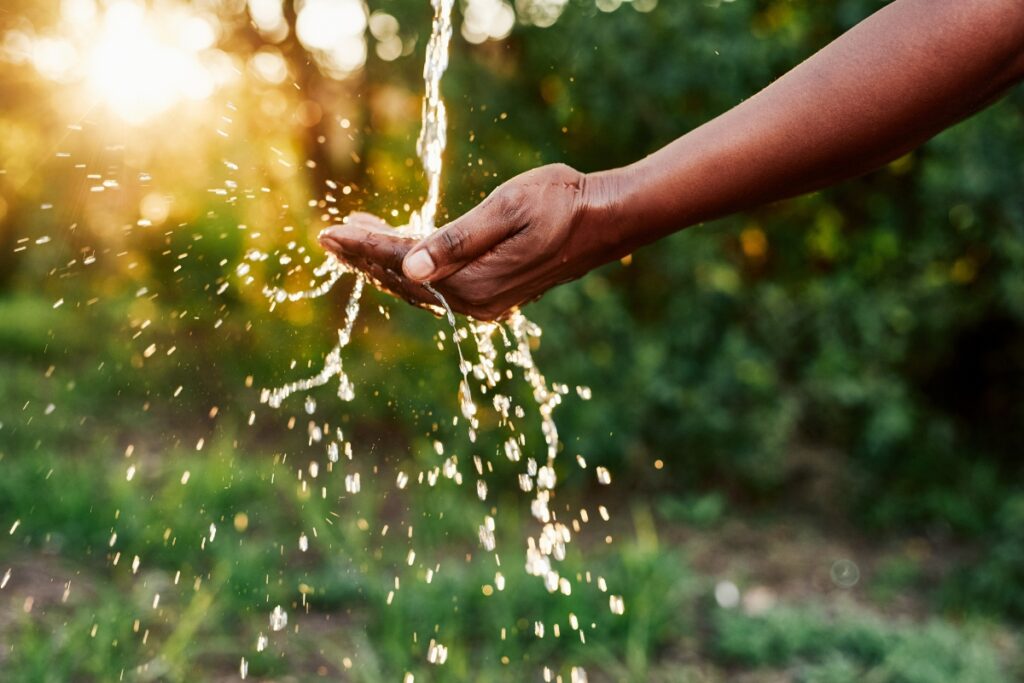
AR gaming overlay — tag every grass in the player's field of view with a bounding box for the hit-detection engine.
[1,292,1021,682]
[713,605,1012,683]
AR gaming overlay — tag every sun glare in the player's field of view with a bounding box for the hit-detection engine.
[12,0,228,125]
[9,0,399,124]
[85,2,220,124]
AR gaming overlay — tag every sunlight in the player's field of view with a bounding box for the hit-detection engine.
[83,1,219,124]
[11,0,227,124]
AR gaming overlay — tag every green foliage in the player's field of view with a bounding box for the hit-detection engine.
[943,493,1024,621]
[2,0,1024,679]
[713,604,1010,683]
[656,492,727,528]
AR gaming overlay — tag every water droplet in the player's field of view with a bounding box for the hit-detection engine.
[609,595,625,615]
[503,437,521,462]
[426,639,448,665]
[269,605,288,631]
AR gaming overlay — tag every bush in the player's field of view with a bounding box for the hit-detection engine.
[713,604,1010,683]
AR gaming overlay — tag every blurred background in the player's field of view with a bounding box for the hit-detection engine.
[1,0,1023,681]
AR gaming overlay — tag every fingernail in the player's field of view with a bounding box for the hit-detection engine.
[404,250,435,280]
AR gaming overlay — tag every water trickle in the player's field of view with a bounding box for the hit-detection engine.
[243,0,618,675]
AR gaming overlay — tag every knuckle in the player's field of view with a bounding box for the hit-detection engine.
[494,185,526,222]
[544,162,580,184]
[436,227,465,259]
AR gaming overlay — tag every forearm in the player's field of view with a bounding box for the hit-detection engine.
[589,0,1024,251]
[323,0,1023,319]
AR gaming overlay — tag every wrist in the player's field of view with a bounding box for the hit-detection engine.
[579,165,643,259]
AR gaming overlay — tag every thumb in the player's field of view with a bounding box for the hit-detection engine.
[403,189,521,282]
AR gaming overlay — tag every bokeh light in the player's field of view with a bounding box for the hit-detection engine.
[515,0,570,28]
[369,11,403,61]
[295,0,368,78]
[85,2,220,123]
[462,0,515,44]
[12,0,231,124]
[248,0,289,41]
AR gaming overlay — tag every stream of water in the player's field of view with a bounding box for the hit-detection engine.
[245,2,621,677]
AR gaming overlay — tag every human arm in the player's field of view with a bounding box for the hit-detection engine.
[320,0,1024,321]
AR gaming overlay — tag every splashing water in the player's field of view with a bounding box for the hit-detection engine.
[247,0,618,674]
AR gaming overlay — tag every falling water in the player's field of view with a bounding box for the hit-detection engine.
[408,0,454,239]
[246,0,618,675]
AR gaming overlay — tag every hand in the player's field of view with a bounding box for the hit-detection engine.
[318,164,625,321]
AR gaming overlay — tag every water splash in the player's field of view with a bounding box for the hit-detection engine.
[247,0,618,674]
[259,275,363,408]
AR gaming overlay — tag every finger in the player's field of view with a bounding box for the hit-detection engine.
[319,224,415,272]
[319,226,482,316]
[360,259,484,320]
[403,188,523,283]
[346,253,440,310]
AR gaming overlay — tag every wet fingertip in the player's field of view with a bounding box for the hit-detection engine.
[403,250,436,281]
[317,232,340,250]
[318,225,344,241]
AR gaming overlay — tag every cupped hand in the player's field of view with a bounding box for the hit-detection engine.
[318,163,623,321]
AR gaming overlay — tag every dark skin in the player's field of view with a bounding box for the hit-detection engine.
[319,0,1024,322]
